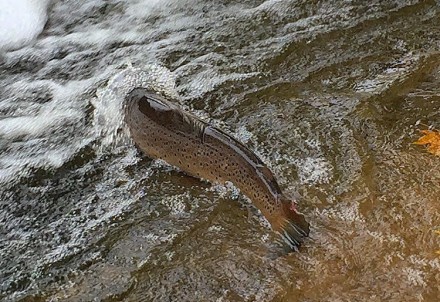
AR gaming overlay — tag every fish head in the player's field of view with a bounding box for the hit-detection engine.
[126,88,170,112]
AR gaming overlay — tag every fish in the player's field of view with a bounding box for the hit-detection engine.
[124,87,310,250]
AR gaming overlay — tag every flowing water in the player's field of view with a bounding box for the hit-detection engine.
[1,0,439,301]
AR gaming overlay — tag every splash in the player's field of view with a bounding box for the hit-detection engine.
[91,63,179,152]
[0,0,51,51]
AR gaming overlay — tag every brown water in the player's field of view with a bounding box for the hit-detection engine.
[0,0,439,301]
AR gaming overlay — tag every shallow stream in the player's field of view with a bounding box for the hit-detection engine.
[0,1,439,301]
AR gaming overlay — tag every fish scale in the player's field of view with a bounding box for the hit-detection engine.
[124,87,309,250]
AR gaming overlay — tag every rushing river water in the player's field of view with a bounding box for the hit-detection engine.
[1,0,440,301]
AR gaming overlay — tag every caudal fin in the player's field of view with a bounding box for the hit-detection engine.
[276,202,310,251]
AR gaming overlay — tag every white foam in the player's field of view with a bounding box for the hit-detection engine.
[92,63,178,151]
[403,267,427,287]
[125,0,165,19]
[0,78,101,185]
[354,53,422,94]
[160,193,189,216]
[176,68,260,99]
[297,157,333,184]
[0,79,92,140]
[0,0,51,51]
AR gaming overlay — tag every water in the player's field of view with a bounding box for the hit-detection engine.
[1,0,439,301]
[0,0,50,51]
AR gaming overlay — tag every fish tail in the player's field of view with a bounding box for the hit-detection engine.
[276,201,310,251]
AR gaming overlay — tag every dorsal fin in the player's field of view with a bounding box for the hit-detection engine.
[206,127,282,194]
[256,164,282,193]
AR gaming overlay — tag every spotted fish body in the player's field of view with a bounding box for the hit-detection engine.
[124,88,309,249]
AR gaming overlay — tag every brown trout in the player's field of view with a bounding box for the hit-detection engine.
[124,88,309,250]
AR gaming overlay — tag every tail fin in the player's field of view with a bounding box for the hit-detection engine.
[276,200,310,251]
